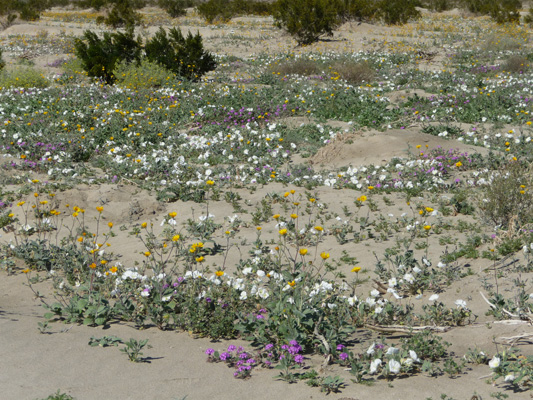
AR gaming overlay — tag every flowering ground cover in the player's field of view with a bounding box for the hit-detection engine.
[1,6,533,400]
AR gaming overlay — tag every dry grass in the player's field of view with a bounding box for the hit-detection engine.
[330,60,375,84]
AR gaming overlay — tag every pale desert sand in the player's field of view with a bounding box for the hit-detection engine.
[0,7,532,400]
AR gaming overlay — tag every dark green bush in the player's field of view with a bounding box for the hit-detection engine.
[377,0,421,25]
[340,0,378,22]
[74,28,142,83]
[196,0,235,23]
[145,27,216,81]
[77,0,110,10]
[273,0,343,45]
[488,0,521,24]
[158,0,193,17]
[101,0,144,28]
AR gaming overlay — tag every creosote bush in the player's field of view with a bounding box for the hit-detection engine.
[330,60,374,84]
[377,0,421,25]
[273,0,343,45]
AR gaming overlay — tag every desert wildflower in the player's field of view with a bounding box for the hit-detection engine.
[196,256,205,262]
[215,270,224,277]
[455,161,462,167]
[279,228,288,235]
[141,222,147,228]
[290,213,298,219]
[22,268,30,274]
[314,226,323,232]
[168,211,177,218]
[320,252,330,260]
[96,206,104,213]
[172,234,180,242]
[144,251,151,257]
[89,263,97,269]
[357,195,367,202]
[273,214,280,220]
[423,225,431,231]
[108,222,113,228]
[206,180,214,185]
[299,248,308,256]
[288,280,296,287]
[351,266,361,273]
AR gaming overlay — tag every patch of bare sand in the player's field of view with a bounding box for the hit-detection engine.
[309,128,491,168]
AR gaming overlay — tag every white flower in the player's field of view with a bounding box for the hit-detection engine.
[386,347,399,355]
[388,359,401,374]
[327,303,337,309]
[239,291,248,300]
[287,297,295,304]
[403,273,415,284]
[370,289,380,297]
[409,350,419,362]
[242,267,252,275]
[347,295,358,306]
[437,262,446,268]
[388,277,397,287]
[367,343,375,355]
[366,297,376,307]
[369,358,382,374]
[504,374,515,382]
[429,294,439,302]
[257,287,269,299]
[374,306,383,314]
[455,299,467,309]
[257,270,265,278]
[413,266,421,274]
[489,356,500,369]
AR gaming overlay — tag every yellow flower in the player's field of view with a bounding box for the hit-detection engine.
[314,226,323,232]
[357,195,367,202]
[425,207,434,212]
[22,268,30,274]
[309,198,316,203]
[455,161,462,167]
[419,210,424,215]
[206,180,214,185]
[367,186,374,190]
[256,226,262,231]
[96,206,104,213]
[320,252,330,260]
[8,213,14,218]
[110,266,118,274]
[225,230,231,235]
[17,201,25,206]
[77,237,83,242]
[416,145,421,149]
[168,211,177,218]
[273,214,280,220]
[423,225,431,231]
[284,192,290,197]
[89,263,97,269]
[279,228,288,235]
[141,222,147,228]
[72,212,79,217]
[144,251,151,257]
[351,266,361,273]
[108,222,113,228]
[196,256,205,262]
[290,190,295,194]
[172,234,180,242]
[299,248,308,256]
[290,213,298,219]
[288,280,296,287]
[215,270,224,277]
[100,260,108,265]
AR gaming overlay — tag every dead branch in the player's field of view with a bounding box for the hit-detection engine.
[364,324,451,334]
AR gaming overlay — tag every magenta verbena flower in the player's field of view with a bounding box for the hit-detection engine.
[339,352,349,361]
[227,345,237,352]
[205,348,215,356]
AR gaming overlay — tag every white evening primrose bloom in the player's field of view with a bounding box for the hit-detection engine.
[367,343,375,355]
[429,294,439,302]
[369,358,382,374]
[370,289,380,297]
[386,347,399,355]
[489,356,501,369]
[388,359,401,374]
[239,291,248,301]
[504,374,515,382]
[455,299,467,309]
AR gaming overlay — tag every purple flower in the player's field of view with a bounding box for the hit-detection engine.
[247,358,256,365]
[339,352,349,361]
[205,348,215,356]
[219,352,230,361]
[294,354,304,364]
[281,344,289,351]
[337,344,345,351]
[289,340,299,346]
[239,352,248,359]
[265,344,274,351]
[227,345,237,352]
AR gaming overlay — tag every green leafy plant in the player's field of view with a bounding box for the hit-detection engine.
[120,338,151,362]
[145,27,217,81]
[273,0,343,45]
[88,335,123,347]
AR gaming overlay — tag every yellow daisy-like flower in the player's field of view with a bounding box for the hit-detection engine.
[168,211,177,218]
[357,195,367,202]
[425,207,434,212]
[283,192,290,198]
[351,266,361,273]
[108,222,113,228]
[172,234,180,242]
[273,214,280,220]
[196,256,205,262]
[367,186,374,190]
[206,180,215,186]
[299,248,308,256]
[110,266,118,274]
[215,270,224,277]
[144,251,151,257]
[288,280,296,287]
[89,263,97,269]
[290,214,298,219]
[455,161,462,167]
[141,222,147,228]
[22,268,30,274]
[309,198,316,203]
[279,228,288,235]
[423,225,431,231]
[96,206,104,213]
[320,252,330,260]
[314,226,323,232]
[256,227,262,231]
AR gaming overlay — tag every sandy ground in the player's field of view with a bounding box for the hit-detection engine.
[1,6,532,400]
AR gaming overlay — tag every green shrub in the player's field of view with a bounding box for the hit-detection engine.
[74,28,142,84]
[231,0,273,16]
[0,67,50,88]
[377,0,421,25]
[77,0,109,10]
[101,0,144,28]
[144,27,216,81]
[196,0,235,23]
[503,55,530,74]
[158,0,193,17]
[340,0,378,22]
[273,0,343,45]
[488,0,521,24]
[114,58,178,88]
